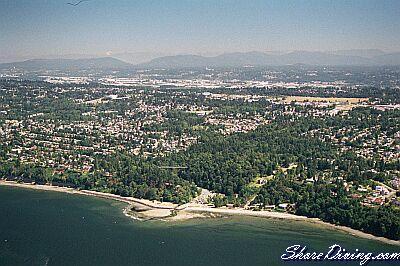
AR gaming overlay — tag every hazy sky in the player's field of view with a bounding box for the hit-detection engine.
[1,0,400,60]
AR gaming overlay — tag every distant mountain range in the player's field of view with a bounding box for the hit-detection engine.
[1,50,400,70]
[139,50,400,68]
[329,49,386,58]
[112,52,167,65]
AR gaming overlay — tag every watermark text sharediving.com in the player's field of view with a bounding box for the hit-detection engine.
[281,244,400,265]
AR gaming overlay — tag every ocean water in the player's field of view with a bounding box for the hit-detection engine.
[0,186,398,266]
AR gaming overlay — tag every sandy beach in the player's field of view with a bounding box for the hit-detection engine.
[1,179,399,246]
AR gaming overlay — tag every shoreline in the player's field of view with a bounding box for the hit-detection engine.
[1,180,399,246]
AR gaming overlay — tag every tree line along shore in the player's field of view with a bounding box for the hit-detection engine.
[1,180,399,247]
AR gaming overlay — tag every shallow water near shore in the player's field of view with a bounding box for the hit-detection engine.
[0,186,398,266]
